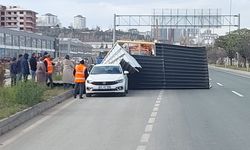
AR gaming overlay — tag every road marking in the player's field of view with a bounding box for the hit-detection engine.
[153,107,159,112]
[148,118,156,124]
[145,124,153,132]
[154,103,160,107]
[216,82,224,86]
[232,91,244,97]
[156,101,161,104]
[140,133,151,143]
[151,112,158,117]
[0,99,75,147]
[136,145,146,150]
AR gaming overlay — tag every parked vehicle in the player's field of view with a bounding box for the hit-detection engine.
[85,64,128,97]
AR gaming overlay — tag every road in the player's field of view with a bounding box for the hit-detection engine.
[1,67,250,150]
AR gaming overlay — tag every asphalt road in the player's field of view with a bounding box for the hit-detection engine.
[1,67,250,150]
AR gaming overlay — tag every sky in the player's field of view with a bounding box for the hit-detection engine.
[2,0,250,32]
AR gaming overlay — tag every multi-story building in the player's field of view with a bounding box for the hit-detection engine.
[59,38,92,58]
[0,27,55,58]
[37,13,60,27]
[0,5,37,32]
[73,15,86,29]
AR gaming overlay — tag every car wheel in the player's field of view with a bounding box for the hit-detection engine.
[121,92,126,97]
[86,93,91,97]
[125,89,128,94]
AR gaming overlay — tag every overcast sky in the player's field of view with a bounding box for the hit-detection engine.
[2,0,250,31]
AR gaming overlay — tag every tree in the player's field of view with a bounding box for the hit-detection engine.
[215,34,237,65]
[231,29,250,67]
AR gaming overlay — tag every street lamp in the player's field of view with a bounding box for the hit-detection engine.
[229,0,232,33]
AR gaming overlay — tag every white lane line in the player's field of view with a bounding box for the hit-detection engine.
[151,112,158,117]
[232,91,244,97]
[0,99,75,147]
[216,82,224,86]
[136,145,146,150]
[145,124,153,132]
[153,107,159,112]
[140,133,151,143]
[148,118,156,124]
[156,101,161,104]
[154,103,160,107]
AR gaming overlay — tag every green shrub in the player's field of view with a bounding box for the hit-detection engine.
[0,63,5,87]
[0,81,46,107]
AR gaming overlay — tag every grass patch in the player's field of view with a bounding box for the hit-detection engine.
[215,64,250,72]
[0,82,67,120]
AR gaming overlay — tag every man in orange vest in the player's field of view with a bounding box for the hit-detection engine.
[44,54,54,88]
[73,59,88,99]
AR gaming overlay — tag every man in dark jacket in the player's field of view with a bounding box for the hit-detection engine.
[21,53,30,82]
[29,53,37,81]
[10,57,17,86]
[16,54,23,81]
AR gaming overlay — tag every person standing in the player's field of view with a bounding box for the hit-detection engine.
[29,53,37,81]
[36,57,46,85]
[10,57,17,86]
[44,54,54,88]
[16,54,23,81]
[21,53,30,82]
[73,60,88,99]
[62,55,74,89]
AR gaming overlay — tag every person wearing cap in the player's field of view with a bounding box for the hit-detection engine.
[10,57,17,86]
[44,54,54,88]
[73,59,88,99]
[16,54,23,81]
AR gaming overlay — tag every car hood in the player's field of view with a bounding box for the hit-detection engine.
[87,74,124,82]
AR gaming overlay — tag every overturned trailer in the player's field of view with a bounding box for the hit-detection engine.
[102,41,209,89]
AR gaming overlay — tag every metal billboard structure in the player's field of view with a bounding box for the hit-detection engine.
[113,9,241,44]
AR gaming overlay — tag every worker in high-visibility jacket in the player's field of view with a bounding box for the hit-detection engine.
[44,54,54,88]
[73,59,88,99]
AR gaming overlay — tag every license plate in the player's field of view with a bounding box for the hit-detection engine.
[98,85,111,90]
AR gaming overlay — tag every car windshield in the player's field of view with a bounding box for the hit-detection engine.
[90,66,122,74]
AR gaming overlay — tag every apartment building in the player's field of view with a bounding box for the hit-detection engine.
[0,5,37,32]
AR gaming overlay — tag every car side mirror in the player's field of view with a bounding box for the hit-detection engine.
[124,71,129,75]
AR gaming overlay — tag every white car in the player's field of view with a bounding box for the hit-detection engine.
[85,64,129,97]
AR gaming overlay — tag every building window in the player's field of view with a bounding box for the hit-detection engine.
[8,12,11,15]
[42,40,46,49]
[1,12,4,15]
[20,36,25,46]
[37,39,41,48]
[20,11,23,14]
[26,37,31,47]
[20,22,24,25]
[1,22,4,26]
[14,17,17,20]
[1,17,4,21]
[8,22,11,25]
[5,34,12,46]
[13,35,19,46]
[32,38,37,48]
[0,33,4,45]
[14,12,17,14]
[20,17,24,19]
[20,27,24,30]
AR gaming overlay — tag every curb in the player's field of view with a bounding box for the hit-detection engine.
[209,65,250,77]
[0,89,74,136]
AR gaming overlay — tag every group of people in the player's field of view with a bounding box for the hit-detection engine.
[10,53,89,99]
[10,52,54,87]
[62,55,89,99]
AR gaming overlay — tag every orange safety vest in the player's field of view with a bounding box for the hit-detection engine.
[44,58,53,74]
[74,64,87,83]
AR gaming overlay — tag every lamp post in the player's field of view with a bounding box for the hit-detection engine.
[229,0,232,33]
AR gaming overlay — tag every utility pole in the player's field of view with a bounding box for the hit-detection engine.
[113,14,116,45]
